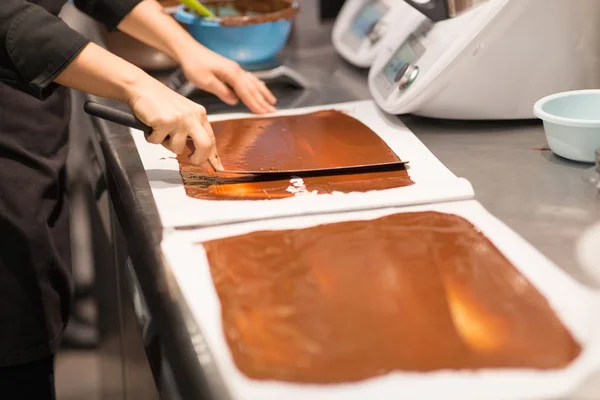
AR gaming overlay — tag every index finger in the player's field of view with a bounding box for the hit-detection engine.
[252,75,277,105]
[201,118,224,171]
[187,123,216,167]
[222,70,272,114]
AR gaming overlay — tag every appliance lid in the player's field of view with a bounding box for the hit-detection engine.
[403,0,487,21]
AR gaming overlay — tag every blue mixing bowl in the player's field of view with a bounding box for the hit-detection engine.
[175,1,298,67]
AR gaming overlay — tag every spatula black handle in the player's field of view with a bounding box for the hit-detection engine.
[84,101,152,134]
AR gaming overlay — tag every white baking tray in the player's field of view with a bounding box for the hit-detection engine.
[131,100,474,228]
[161,200,600,400]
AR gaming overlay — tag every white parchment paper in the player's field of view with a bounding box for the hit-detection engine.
[131,100,474,228]
[161,200,600,400]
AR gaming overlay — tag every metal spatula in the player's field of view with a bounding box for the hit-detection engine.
[84,101,409,178]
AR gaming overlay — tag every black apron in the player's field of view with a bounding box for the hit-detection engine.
[0,0,141,367]
[0,81,72,367]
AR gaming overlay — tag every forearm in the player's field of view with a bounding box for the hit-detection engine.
[114,0,277,114]
[54,42,151,103]
[55,34,223,168]
[117,0,201,64]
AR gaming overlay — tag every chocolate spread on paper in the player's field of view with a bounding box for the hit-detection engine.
[202,211,581,383]
[177,110,414,200]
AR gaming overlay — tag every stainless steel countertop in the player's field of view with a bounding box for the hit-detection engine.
[403,117,600,285]
[64,0,600,397]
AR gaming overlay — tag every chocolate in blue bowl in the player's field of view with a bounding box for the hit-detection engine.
[175,0,298,68]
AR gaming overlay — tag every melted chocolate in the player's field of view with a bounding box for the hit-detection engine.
[178,110,414,200]
[189,0,298,27]
[202,211,581,383]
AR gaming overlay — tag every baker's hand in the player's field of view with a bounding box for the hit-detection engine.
[127,77,223,169]
[180,45,277,114]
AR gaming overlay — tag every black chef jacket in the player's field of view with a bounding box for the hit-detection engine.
[0,0,140,367]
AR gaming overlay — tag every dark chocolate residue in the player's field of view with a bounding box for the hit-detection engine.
[203,211,581,383]
[189,0,299,27]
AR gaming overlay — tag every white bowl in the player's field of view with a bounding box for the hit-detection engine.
[533,90,600,163]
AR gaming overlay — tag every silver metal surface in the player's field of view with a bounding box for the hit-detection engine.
[253,65,311,88]
[397,65,419,90]
[172,63,313,96]
[211,161,409,179]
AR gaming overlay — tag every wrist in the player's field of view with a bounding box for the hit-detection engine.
[117,66,154,105]
[171,39,201,66]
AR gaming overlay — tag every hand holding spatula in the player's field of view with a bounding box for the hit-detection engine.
[85,101,409,179]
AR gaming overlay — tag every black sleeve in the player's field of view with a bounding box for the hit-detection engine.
[0,1,90,99]
[73,0,143,31]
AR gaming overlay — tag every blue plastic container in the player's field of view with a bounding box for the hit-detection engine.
[175,2,297,67]
[533,90,600,163]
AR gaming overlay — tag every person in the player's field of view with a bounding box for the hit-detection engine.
[0,0,277,398]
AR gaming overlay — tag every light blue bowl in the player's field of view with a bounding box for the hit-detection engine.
[174,3,297,67]
[534,90,600,163]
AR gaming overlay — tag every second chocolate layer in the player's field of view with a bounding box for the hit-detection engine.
[203,211,581,384]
